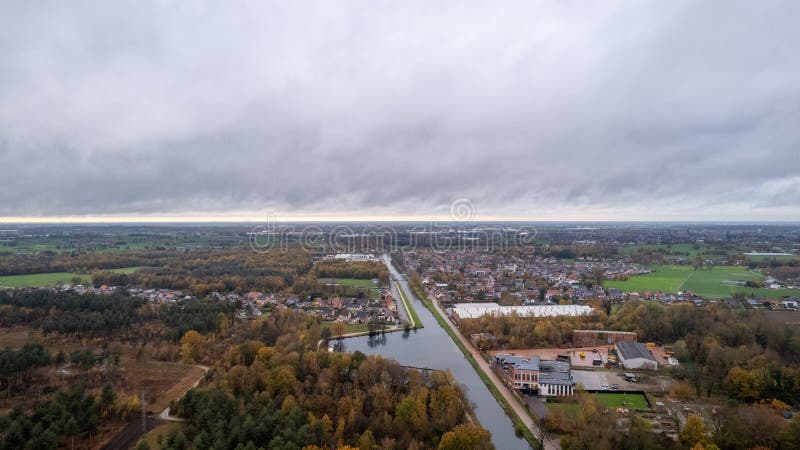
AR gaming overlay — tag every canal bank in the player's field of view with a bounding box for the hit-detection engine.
[340,255,532,450]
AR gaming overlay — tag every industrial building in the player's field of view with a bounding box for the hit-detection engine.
[493,354,575,397]
[615,341,658,370]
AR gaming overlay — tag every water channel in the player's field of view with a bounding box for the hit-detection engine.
[339,255,530,450]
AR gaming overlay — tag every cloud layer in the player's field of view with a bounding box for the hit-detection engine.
[1,1,799,220]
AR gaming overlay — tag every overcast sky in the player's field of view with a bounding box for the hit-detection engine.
[1,1,799,222]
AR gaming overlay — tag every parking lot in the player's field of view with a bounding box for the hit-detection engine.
[571,370,629,390]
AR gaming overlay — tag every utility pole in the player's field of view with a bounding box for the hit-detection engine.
[141,391,146,434]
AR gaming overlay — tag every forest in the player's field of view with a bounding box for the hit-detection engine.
[0,290,234,343]
[0,247,315,295]
[160,310,491,450]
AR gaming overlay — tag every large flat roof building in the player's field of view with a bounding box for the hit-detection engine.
[452,303,593,320]
[615,341,658,370]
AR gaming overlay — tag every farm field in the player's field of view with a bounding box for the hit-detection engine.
[607,265,798,299]
[0,266,141,288]
[607,265,691,293]
[623,243,744,263]
[745,254,800,262]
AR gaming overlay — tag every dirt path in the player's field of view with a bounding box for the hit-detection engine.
[100,364,209,449]
[159,365,209,421]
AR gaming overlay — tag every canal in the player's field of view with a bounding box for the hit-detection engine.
[340,255,530,450]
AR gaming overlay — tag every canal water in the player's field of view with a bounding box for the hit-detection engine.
[340,256,530,450]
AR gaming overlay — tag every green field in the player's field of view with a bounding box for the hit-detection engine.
[607,265,798,299]
[0,267,141,288]
[318,277,378,287]
[344,323,370,333]
[318,277,382,299]
[546,392,649,414]
[595,392,649,409]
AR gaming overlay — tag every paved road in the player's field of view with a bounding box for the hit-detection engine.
[425,288,560,450]
[99,415,160,450]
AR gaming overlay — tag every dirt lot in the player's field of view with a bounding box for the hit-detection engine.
[650,345,680,368]
[0,327,42,348]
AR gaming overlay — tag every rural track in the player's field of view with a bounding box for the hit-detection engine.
[159,365,209,421]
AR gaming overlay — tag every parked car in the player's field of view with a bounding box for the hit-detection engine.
[610,384,619,390]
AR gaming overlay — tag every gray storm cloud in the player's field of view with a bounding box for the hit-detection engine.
[1,1,799,220]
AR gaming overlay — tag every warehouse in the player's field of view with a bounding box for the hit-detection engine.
[615,341,658,370]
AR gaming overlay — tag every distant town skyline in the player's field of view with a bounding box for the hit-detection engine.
[2,1,799,221]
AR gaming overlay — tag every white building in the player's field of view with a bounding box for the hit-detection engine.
[329,253,377,262]
[451,303,593,320]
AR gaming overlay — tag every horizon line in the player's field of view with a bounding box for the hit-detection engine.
[1,215,799,225]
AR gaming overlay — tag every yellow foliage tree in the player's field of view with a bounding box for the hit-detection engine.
[680,415,710,448]
[115,394,141,421]
[438,424,492,450]
[180,330,206,364]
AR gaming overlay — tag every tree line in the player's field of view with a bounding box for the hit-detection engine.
[0,290,235,343]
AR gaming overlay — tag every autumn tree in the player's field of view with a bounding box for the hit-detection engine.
[437,424,493,450]
[180,330,206,364]
[680,415,710,448]
[332,321,346,338]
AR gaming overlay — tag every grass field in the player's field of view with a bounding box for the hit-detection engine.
[546,392,649,414]
[595,392,649,409]
[318,277,378,287]
[318,277,382,299]
[344,323,370,333]
[607,265,798,299]
[547,401,580,416]
[0,266,141,288]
